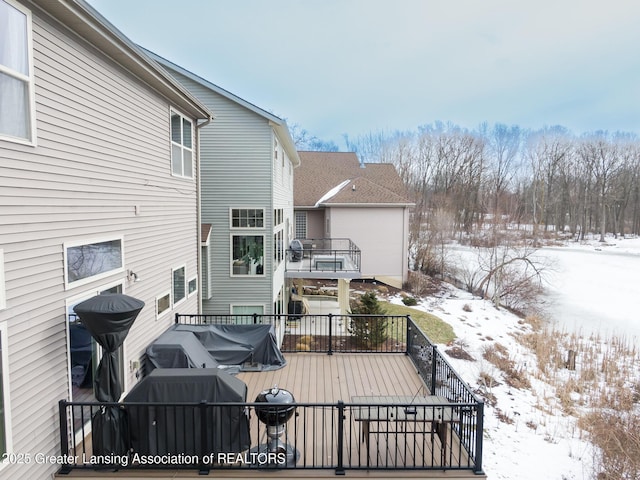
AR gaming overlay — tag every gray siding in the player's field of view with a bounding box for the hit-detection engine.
[166,71,277,315]
[0,10,199,478]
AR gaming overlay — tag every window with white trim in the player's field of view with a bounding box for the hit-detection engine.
[0,322,12,461]
[170,111,193,178]
[231,208,264,228]
[0,0,35,143]
[64,238,123,289]
[231,235,264,276]
[156,291,171,319]
[295,211,307,239]
[172,266,186,306]
[0,250,5,310]
[188,276,197,297]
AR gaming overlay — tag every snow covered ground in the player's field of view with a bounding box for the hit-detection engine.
[390,236,640,480]
[390,287,592,479]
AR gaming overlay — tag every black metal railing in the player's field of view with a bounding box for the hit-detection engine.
[175,313,409,354]
[58,399,483,474]
[406,317,484,474]
[285,238,361,274]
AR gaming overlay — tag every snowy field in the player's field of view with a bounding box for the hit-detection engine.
[391,288,591,480]
[394,236,640,479]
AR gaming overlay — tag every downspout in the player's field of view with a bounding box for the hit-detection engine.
[195,116,213,314]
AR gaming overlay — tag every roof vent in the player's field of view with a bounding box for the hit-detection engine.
[352,184,356,191]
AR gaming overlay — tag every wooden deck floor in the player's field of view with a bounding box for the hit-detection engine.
[59,354,484,479]
[238,353,427,402]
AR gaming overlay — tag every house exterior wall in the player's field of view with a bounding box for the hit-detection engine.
[163,69,294,315]
[328,206,409,288]
[305,209,326,239]
[0,5,200,477]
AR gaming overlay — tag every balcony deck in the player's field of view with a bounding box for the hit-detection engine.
[284,238,361,279]
[58,353,484,479]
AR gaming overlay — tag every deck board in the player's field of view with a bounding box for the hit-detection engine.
[238,353,426,402]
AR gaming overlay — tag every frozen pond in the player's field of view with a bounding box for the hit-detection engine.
[541,246,640,340]
[448,242,640,340]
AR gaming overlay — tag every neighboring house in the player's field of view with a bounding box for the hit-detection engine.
[145,51,301,324]
[0,0,211,477]
[295,151,412,289]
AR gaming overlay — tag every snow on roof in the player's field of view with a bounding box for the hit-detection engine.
[314,179,351,207]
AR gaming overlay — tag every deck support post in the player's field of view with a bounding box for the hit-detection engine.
[431,345,439,394]
[328,313,333,355]
[199,401,210,475]
[58,400,72,474]
[474,400,485,475]
[335,401,345,475]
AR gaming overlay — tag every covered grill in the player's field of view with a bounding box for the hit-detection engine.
[253,385,298,465]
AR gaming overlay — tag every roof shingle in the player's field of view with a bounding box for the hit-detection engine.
[295,151,410,207]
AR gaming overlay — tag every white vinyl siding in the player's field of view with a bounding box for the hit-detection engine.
[0,11,202,478]
[0,0,36,144]
[0,250,5,310]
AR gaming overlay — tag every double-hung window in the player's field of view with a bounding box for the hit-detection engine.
[170,111,193,178]
[0,0,35,143]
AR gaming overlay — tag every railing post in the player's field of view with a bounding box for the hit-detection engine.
[58,400,72,474]
[335,401,345,475]
[199,401,209,475]
[405,315,411,355]
[175,313,179,324]
[431,345,438,395]
[328,313,333,355]
[252,312,258,324]
[474,401,485,475]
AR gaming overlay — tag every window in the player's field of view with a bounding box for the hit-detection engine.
[64,238,123,289]
[0,322,12,462]
[156,292,171,319]
[274,208,283,226]
[170,111,193,178]
[188,276,197,297]
[66,282,123,401]
[295,211,307,239]
[231,235,264,276]
[0,250,5,310]
[0,0,35,143]
[172,266,186,306]
[231,305,264,324]
[231,208,264,228]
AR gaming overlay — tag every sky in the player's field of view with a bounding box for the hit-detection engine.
[87,0,640,149]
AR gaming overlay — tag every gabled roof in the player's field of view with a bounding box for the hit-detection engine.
[295,151,412,208]
[141,48,300,168]
[33,0,212,121]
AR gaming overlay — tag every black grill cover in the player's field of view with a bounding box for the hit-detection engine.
[172,323,286,370]
[123,368,250,456]
[146,331,219,370]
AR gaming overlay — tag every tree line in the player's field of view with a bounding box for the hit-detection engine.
[342,122,640,243]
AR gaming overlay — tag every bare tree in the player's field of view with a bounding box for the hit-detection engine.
[579,132,622,242]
